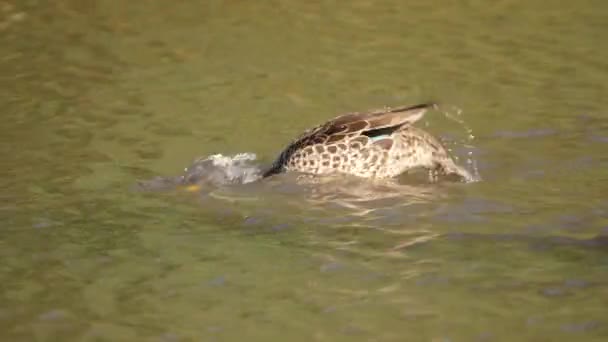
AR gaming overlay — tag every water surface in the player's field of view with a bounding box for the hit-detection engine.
[1,1,608,341]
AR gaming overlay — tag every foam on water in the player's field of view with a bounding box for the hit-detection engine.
[133,153,264,192]
[182,152,264,186]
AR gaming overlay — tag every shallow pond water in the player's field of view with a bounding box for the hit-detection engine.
[1,1,608,341]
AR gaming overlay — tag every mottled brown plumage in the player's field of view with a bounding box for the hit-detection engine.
[263,103,474,182]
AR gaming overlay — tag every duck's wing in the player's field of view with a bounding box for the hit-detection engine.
[293,102,436,146]
[331,103,434,130]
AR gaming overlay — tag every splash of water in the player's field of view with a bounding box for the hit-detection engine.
[182,153,264,186]
[133,153,264,192]
[433,105,482,182]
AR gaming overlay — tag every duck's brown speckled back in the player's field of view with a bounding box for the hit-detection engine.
[263,103,473,182]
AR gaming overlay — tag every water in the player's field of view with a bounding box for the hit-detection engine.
[1,0,608,341]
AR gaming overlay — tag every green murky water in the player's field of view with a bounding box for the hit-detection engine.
[2,1,608,341]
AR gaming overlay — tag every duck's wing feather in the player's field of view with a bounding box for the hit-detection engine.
[293,103,435,146]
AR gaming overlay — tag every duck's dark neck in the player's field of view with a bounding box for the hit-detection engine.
[261,164,282,178]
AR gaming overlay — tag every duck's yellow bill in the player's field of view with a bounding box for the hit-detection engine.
[183,184,202,192]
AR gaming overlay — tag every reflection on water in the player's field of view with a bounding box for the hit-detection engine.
[1,0,608,341]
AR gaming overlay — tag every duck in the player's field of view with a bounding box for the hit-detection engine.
[262,103,474,182]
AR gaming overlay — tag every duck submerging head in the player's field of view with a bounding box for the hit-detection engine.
[180,153,263,191]
[134,103,477,194]
[262,103,476,183]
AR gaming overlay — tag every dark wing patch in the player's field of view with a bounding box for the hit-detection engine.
[312,136,327,144]
[324,124,348,136]
[362,125,401,139]
[326,134,346,143]
[345,120,370,133]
